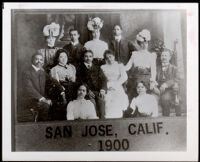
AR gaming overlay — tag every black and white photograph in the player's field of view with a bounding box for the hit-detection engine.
[2,2,198,161]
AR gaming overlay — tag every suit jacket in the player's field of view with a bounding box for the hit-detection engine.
[109,39,136,65]
[76,63,106,92]
[23,66,64,102]
[157,64,180,88]
[63,42,84,65]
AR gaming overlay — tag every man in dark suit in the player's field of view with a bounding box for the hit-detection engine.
[76,50,106,119]
[109,25,136,65]
[155,50,181,116]
[63,29,84,67]
[23,53,65,122]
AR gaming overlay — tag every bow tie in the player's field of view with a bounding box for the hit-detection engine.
[47,46,55,49]
[58,64,68,69]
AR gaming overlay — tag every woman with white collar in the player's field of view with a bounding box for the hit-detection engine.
[101,50,129,119]
[50,49,76,102]
[66,84,99,120]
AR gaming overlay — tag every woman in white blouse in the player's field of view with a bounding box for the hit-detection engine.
[101,50,129,119]
[125,29,157,101]
[66,84,99,120]
[130,81,158,117]
[50,49,77,101]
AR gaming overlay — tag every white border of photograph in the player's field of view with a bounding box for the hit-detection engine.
[2,2,199,161]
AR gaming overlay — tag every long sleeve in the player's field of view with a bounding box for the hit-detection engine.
[151,96,159,117]
[130,98,137,114]
[125,52,134,71]
[50,67,59,82]
[86,101,99,119]
[66,102,74,120]
[150,52,157,81]
[70,64,76,82]
[99,68,107,90]
[117,64,128,85]
[164,65,179,88]
[23,71,43,100]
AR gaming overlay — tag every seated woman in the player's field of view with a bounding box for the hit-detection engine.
[130,81,158,117]
[50,49,77,102]
[101,50,129,119]
[66,84,99,120]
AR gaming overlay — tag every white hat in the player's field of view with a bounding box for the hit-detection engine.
[87,17,104,32]
[136,29,151,42]
[43,22,60,37]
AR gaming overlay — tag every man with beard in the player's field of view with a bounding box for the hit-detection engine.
[154,50,181,116]
[76,50,106,119]
[23,53,65,122]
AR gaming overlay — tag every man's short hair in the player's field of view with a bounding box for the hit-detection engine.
[83,49,94,56]
[69,28,80,35]
[31,52,43,64]
[113,24,123,30]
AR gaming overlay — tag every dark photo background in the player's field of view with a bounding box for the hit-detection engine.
[12,10,187,121]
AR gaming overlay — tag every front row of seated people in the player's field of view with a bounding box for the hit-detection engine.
[23,46,180,121]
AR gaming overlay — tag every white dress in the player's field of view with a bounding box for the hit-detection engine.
[101,62,129,118]
[130,93,158,117]
[66,99,99,120]
[84,39,108,59]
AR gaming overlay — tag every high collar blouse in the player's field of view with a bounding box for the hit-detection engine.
[66,99,99,120]
[50,63,76,82]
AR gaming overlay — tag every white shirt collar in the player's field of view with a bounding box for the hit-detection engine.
[71,41,79,46]
[32,64,43,72]
[84,62,92,68]
[114,35,122,42]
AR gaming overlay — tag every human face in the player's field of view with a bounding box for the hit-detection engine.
[58,52,68,65]
[136,83,147,95]
[105,53,115,64]
[92,30,100,39]
[77,85,87,99]
[161,52,171,64]
[84,52,93,64]
[113,25,122,36]
[70,30,80,42]
[32,55,44,69]
[46,36,56,47]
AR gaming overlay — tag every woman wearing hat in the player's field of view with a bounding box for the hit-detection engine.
[84,17,108,66]
[125,29,157,101]
[38,22,61,73]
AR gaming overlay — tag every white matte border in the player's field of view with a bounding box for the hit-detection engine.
[3,2,199,161]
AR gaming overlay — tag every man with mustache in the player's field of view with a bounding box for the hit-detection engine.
[76,50,106,119]
[155,50,181,116]
[22,53,65,122]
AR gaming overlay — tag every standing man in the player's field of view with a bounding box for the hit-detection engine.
[23,53,66,122]
[63,29,84,67]
[76,50,106,119]
[109,25,136,65]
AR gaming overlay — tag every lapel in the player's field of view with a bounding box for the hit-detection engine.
[111,40,116,50]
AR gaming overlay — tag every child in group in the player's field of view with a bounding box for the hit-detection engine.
[129,81,159,117]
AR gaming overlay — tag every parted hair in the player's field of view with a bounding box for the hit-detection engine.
[103,49,115,59]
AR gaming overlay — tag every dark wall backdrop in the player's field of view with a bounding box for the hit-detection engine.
[13,10,186,117]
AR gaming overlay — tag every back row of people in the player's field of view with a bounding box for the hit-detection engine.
[22,17,181,122]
